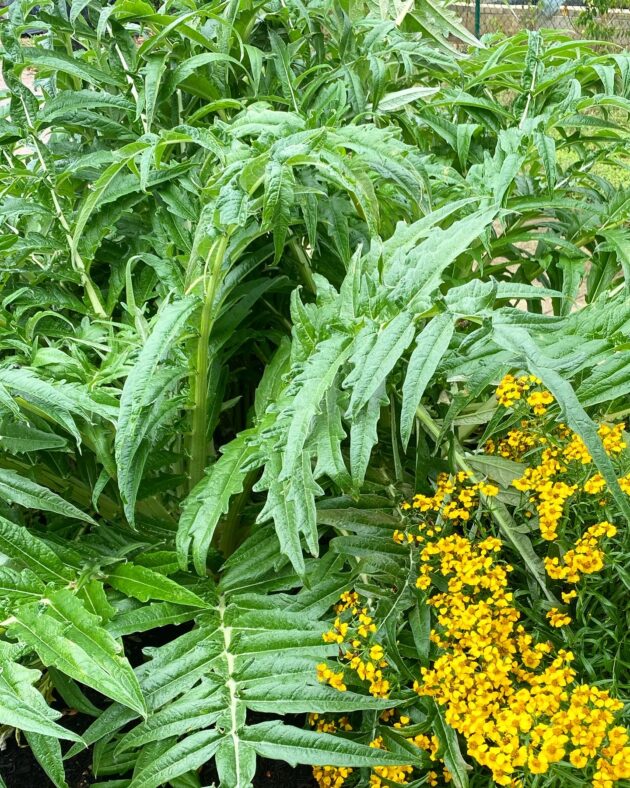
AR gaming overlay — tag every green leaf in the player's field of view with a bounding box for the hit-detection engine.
[108,563,208,607]
[10,589,146,716]
[350,383,387,489]
[433,704,470,788]
[177,429,258,575]
[240,682,394,714]
[242,721,423,767]
[142,54,168,130]
[24,733,68,788]
[116,296,197,523]
[116,689,224,754]
[0,516,73,583]
[534,132,557,192]
[20,49,123,87]
[0,422,68,453]
[38,91,134,123]
[261,160,295,264]
[0,469,95,524]
[400,312,455,450]
[280,334,353,482]
[0,660,83,742]
[71,158,133,255]
[164,53,241,97]
[348,312,416,416]
[128,730,223,788]
[376,86,439,112]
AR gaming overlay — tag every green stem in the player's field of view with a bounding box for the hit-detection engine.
[189,235,229,490]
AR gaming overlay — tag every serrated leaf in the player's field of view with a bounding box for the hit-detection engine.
[10,589,146,716]
[242,721,423,767]
[280,334,353,482]
[0,422,68,453]
[0,469,95,524]
[128,730,223,788]
[347,312,415,415]
[261,160,295,264]
[177,429,257,575]
[116,296,197,523]
[24,733,68,788]
[0,660,83,742]
[350,383,387,488]
[0,516,73,583]
[108,563,208,608]
[401,312,454,449]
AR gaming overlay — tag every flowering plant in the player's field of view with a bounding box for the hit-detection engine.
[312,383,629,788]
[0,0,629,783]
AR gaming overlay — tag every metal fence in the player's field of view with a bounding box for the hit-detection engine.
[453,0,630,47]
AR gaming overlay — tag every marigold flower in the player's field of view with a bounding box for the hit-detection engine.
[547,608,572,628]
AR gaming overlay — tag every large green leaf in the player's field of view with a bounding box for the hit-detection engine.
[116,296,197,523]
[0,660,82,742]
[10,589,146,716]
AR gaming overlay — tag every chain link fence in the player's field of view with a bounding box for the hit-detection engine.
[453,0,630,47]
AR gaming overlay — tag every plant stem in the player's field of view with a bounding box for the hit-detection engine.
[189,235,228,490]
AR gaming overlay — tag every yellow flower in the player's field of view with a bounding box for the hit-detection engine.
[369,644,384,661]
[569,748,588,768]
[527,753,549,774]
[526,389,554,415]
[547,608,572,628]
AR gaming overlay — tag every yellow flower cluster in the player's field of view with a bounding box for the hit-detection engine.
[495,374,556,415]
[401,471,498,525]
[527,389,555,415]
[309,715,353,788]
[561,422,625,465]
[316,662,347,692]
[495,374,541,408]
[318,592,389,698]
[485,426,538,460]
[512,447,576,540]
[544,521,617,583]
[546,607,572,627]
[310,711,452,788]
[369,736,414,787]
[413,532,629,787]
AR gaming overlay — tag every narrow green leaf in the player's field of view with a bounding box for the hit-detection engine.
[261,160,295,264]
[348,312,415,416]
[108,563,208,608]
[242,721,423,767]
[129,730,223,788]
[0,469,95,524]
[24,733,68,788]
[433,704,470,788]
[401,313,454,450]
[116,296,197,523]
[0,660,83,742]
